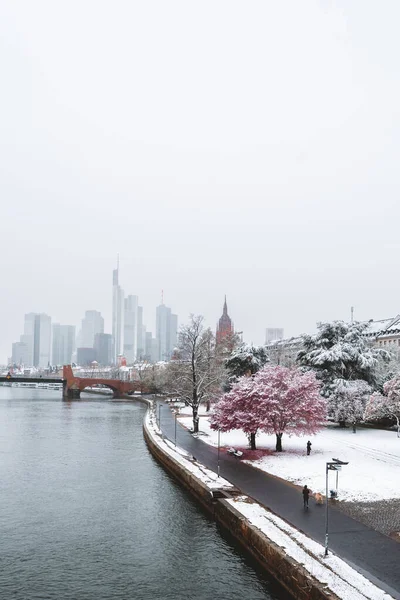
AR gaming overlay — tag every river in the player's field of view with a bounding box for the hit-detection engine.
[0,387,288,600]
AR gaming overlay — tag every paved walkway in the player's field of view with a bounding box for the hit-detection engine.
[156,401,400,599]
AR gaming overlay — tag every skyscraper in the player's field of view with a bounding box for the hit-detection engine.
[124,295,138,363]
[136,306,144,359]
[52,324,75,366]
[94,333,112,365]
[156,303,178,361]
[216,296,234,346]
[112,261,124,364]
[81,310,104,347]
[32,313,52,367]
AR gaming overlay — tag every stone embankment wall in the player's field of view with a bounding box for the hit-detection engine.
[143,415,339,600]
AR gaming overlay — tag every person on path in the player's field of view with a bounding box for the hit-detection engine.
[302,485,310,509]
[306,440,312,455]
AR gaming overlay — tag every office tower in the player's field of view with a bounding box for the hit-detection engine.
[33,313,52,367]
[156,303,178,361]
[22,312,36,365]
[94,333,112,365]
[170,313,178,352]
[145,332,152,360]
[52,324,75,366]
[136,306,144,359]
[216,296,234,346]
[265,328,284,344]
[151,338,159,363]
[77,347,97,366]
[81,310,104,348]
[112,262,124,364]
[124,295,138,363]
[11,338,31,366]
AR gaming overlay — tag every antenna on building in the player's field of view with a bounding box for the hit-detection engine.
[117,253,119,270]
[161,289,164,304]
[351,306,354,323]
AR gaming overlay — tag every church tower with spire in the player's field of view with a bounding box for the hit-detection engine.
[216,296,234,345]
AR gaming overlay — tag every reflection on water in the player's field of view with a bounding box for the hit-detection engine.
[0,388,286,600]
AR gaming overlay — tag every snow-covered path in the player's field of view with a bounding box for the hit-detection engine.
[177,407,400,502]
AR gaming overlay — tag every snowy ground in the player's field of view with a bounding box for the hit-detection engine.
[177,406,400,503]
[151,405,394,599]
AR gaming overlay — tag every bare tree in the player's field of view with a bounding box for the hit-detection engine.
[166,315,224,433]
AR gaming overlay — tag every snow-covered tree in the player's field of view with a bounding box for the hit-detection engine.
[165,315,224,433]
[211,365,326,451]
[364,376,400,437]
[330,379,372,430]
[297,321,388,397]
[225,343,269,386]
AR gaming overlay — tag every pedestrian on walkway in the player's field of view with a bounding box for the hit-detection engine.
[306,440,312,455]
[302,485,310,509]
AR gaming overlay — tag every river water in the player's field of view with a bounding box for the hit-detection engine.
[0,387,288,600]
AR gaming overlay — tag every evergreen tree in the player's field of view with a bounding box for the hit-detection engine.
[297,320,388,397]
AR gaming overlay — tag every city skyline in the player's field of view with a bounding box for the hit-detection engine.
[2,2,400,364]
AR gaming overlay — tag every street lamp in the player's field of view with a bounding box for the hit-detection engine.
[174,410,177,447]
[325,458,349,557]
[217,429,221,478]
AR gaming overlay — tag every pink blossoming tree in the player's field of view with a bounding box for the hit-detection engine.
[211,365,326,451]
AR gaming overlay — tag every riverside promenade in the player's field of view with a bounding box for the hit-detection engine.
[156,401,400,600]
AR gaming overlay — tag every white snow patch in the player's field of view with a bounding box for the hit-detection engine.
[229,498,394,600]
[145,411,232,490]
[178,415,400,502]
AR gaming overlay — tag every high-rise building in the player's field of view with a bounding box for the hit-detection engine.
[216,296,234,346]
[265,328,284,344]
[156,303,178,361]
[137,306,144,359]
[112,262,124,364]
[145,332,152,360]
[32,313,52,367]
[52,324,75,366]
[94,333,112,366]
[11,338,31,366]
[77,347,97,366]
[124,295,138,363]
[81,310,104,348]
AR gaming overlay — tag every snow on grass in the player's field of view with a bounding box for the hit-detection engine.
[178,415,400,502]
[145,410,232,490]
[230,497,394,600]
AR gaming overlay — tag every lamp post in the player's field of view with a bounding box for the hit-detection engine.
[174,411,177,447]
[325,458,349,557]
[217,429,221,478]
[158,403,161,429]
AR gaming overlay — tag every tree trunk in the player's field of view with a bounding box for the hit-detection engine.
[249,432,256,450]
[339,420,346,428]
[192,407,199,433]
[275,432,283,452]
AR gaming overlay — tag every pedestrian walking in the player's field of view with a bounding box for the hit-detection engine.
[302,485,310,509]
[306,440,312,455]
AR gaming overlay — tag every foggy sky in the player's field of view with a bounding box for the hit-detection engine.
[1,1,400,363]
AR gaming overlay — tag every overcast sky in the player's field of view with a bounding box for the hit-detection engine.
[1,0,400,363]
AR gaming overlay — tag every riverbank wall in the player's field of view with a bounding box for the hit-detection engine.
[143,408,340,600]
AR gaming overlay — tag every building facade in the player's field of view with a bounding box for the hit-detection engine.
[265,328,284,344]
[52,324,75,366]
[124,295,138,363]
[80,310,104,348]
[94,333,112,365]
[112,265,124,363]
[156,304,178,361]
[216,296,234,346]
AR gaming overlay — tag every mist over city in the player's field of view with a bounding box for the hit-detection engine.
[2,1,400,365]
[2,3,400,600]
